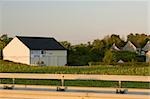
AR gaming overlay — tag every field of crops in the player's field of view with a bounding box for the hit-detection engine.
[0,60,149,75]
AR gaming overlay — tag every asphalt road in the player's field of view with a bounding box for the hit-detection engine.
[0,85,149,99]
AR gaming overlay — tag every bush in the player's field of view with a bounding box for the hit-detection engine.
[103,50,114,64]
[112,51,138,62]
[0,49,3,59]
[102,50,139,65]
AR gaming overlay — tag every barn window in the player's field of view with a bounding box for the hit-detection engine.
[34,55,40,57]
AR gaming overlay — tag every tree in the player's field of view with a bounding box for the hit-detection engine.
[103,50,113,64]
[103,34,125,49]
[58,33,149,66]
[60,41,71,50]
[67,44,92,65]
[127,33,150,48]
[0,40,6,49]
[91,39,105,61]
[0,34,12,45]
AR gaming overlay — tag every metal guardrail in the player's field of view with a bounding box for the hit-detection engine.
[0,73,149,93]
[0,73,149,82]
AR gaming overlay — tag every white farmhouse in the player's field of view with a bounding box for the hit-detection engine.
[110,43,120,51]
[143,41,150,63]
[143,41,150,52]
[122,41,137,52]
[3,36,67,66]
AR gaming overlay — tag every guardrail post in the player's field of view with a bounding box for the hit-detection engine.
[61,76,64,87]
[56,75,67,91]
[116,81,128,94]
[12,78,15,86]
[116,81,121,94]
[119,81,121,88]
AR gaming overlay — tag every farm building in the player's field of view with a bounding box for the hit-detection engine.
[110,43,120,51]
[110,40,150,62]
[122,41,137,52]
[144,41,150,63]
[143,41,150,52]
[3,36,67,66]
[146,51,150,63]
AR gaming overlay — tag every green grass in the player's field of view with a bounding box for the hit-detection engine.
[0,60,149,75]
[0,60,150,89]
[0,79,149,89]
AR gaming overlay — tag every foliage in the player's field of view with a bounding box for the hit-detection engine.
[0,34,12,46]
[60,41,71,50]
[0,34,13,59]
[61,33,149,65]
[60,34,126,65]
[103,50,114,64]
[127,33,150,48]
[0,40,6,49]
[112,51,138,62]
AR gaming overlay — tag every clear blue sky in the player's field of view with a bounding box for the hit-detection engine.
[0,0,149,44]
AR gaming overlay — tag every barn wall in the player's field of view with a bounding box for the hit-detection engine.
[30,50,67,66]
[3,37,30,64]
[146,51,150,63]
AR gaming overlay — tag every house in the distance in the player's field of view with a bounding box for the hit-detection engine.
[143,41,150,63]
[3,36,67,66]
[110,43,120,51]
[143,41,150,52]
[122,41,137,53]
[110,40,150,63]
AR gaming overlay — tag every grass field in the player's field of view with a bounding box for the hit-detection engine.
[0,60,150,89]
[0,60,150,75]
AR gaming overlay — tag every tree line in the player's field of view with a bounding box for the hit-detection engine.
[0,33,150,65]
[60,33,150,65]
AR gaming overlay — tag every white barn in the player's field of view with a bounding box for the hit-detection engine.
[146,51,150,63]
[3,36,67,66]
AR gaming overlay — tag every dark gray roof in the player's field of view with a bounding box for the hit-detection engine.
[16,36,66,50]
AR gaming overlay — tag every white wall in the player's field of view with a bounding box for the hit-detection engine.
[146,51,150,63]
[30,50,67,66]
[3,37,30,64]
[122,42,137,52]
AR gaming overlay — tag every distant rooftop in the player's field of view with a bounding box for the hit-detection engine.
[143,40,150,51]
[110,43,120,51]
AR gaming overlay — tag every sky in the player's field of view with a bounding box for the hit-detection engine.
[0,0,149,44]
